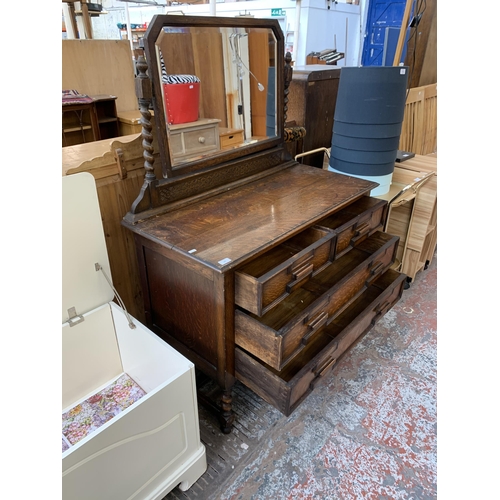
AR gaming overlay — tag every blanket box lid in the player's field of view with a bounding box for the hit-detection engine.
[62,172,114,325]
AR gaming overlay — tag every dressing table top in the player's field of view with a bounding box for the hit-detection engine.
[129,164,376,272]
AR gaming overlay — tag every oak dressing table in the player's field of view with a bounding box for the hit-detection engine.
[122,15,405,433]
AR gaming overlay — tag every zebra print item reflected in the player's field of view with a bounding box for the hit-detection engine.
[159,51,200,85]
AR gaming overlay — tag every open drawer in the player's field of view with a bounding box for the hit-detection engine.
[314,196,386,259]
[234,196,387,317]
[235,268,406,416]
[235,226,336,316]
[235,231,399,370]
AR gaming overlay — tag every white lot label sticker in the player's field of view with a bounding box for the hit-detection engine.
[218,258,232,265]
[188,249,197,254]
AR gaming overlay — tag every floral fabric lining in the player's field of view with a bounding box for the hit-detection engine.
[62,373,146,453]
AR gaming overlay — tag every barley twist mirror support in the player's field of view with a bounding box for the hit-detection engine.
[129,55,157,216]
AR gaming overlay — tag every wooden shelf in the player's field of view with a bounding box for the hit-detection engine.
[62,101,99,147]
[63,124,92,133]
[98,117,118,124]
[93,95,119,140]
[62,95,119,146]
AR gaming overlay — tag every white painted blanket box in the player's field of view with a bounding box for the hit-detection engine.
[62,172,206,499]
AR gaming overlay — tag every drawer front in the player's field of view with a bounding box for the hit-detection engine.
[235,227,336,316]
[220,130,244,149]
[317,197,386,258]
[326,269,406,363]
[183,125,219,154]
[235,268,406,416]
[234,197,386,317]
[169,131,184,155]
[287,269,406,411]
[235,231,399,370]
[280,232,398,364]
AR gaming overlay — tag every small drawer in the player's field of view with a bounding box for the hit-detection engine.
[235,226,337,316]
[316,196,386,259]
[183,125,218,153]
[235,268,406,416]
[235,231,399,370]
[220,128,244,149]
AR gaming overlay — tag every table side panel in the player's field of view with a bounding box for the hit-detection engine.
[143,245,220,368]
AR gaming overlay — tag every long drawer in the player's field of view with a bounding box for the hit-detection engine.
[235,268,406,416]
[235,231,399,370]
[234,196,386,316]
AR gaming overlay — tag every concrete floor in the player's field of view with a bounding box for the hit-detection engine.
[166,253,437,500]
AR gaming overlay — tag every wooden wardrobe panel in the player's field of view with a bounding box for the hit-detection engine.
[62,40,138,113]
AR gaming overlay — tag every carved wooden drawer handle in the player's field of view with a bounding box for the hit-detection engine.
[371,301,391,326]
[354,221,370,237]
[315,356,336,377]
[198,136,206,143]
[370,261,385,276]
[292,261,314,281]
[310,355,337,389]
[286,259,314,293]
[302,311,328,345]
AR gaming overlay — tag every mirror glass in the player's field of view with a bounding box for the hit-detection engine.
[154,25,278,168]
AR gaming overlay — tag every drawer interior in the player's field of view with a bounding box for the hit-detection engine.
[235,226,331,280]
[316,196,385,231]
[238,231,396,332]
[238,268,404,384]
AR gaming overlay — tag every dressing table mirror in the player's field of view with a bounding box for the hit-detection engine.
[124,15,286,221]
[155,21,280,170]
[123,15,405,433]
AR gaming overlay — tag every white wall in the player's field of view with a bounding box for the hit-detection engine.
[76,0,365,66]
[297,0,362,67]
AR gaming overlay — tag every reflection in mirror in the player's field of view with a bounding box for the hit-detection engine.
[155,26,277,168]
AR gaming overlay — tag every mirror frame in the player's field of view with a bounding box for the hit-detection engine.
[143,15,285,179]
